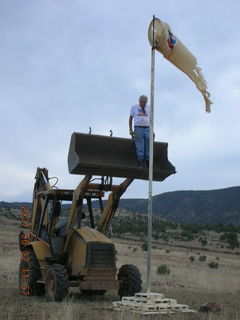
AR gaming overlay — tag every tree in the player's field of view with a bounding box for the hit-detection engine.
[199,237,208,248]
[220,232,239,249]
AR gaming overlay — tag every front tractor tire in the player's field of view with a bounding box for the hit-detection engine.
[117,264,142,299]
[18,248,45,296]
[45,264,68,302]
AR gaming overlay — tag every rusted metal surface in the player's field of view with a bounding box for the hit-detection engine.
[68,133,176,181]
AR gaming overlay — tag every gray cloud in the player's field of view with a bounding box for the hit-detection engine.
[0,0,239,201]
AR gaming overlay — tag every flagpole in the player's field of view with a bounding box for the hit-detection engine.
[147,15,156,294]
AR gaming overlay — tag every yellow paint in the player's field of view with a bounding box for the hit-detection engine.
[30,241,50,261]
[71,236,87,267]
[76,227,113,243]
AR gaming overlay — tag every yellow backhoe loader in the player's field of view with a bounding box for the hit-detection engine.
[18,133,175,301]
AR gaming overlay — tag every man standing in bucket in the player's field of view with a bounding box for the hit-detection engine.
[129,95,150,168]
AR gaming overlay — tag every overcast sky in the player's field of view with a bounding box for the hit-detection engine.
[0,0,239,202]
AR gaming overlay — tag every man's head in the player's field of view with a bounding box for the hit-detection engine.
[139,95,148,108]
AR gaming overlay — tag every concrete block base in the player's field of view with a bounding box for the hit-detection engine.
[113,292,196,315]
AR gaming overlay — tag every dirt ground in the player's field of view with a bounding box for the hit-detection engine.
[1,216,240,320]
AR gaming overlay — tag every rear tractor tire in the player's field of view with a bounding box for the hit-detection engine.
[45,264,68,302]
[18,248,45,296]
[117,264,142,299]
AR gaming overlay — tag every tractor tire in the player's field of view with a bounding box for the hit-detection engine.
[81,290,106,296]
[117,264,142,299]
[18,248,45,296]
[45,264,68,302]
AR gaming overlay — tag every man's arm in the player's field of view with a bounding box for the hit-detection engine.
[129,116,134,136]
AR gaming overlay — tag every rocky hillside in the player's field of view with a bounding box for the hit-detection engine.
[119,186,240,225]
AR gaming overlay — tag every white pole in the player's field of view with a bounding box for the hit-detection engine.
[147,15,156,293]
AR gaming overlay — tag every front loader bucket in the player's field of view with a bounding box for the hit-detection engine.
[68,132,176,181]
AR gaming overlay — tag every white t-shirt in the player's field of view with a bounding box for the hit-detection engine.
[130,104,150,127]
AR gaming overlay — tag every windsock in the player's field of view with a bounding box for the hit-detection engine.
[148,18,212,112]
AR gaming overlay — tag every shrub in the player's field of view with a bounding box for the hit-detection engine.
[160,233,169,242]
[153,232,159,240]
[165,249,170,254]
[182,224,202,234]
[141,241,148,251]
[220,232,239,249]
[208,262,219,269]
[199,255,207,262]
[181,231,194,241]
[157,264,170,276]
[189,256,195,263]
[199,237,208,247]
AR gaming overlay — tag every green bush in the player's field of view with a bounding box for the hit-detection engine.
[214,224,240,233]
[161,233,169,242]
[182,224,202,233]
[220,232,239,249]
[208,261,219,269]
[157,264,170,276]
[141,241,148,251]
[199,237,208,247]
[199,255,206,262]
[189,256,195,263]
[180,231,194,241]
[153,232,159,240]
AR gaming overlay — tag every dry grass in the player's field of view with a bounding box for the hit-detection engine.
[1,217,240,320]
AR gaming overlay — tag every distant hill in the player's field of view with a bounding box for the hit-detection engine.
[119,186,240,225]
[0,201,32,209]
[1,186,240,225]
[0,201,70,210]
